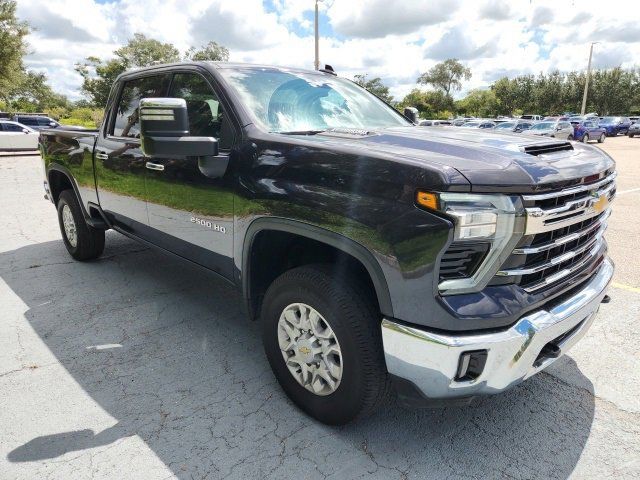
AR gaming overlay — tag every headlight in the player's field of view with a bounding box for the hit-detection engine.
[416,191,525,295]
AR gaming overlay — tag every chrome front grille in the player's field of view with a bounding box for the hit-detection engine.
[496,171,616,292]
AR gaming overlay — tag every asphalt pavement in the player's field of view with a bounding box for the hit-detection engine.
[0,138,639,479]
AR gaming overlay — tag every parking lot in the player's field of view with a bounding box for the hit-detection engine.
[0,137,638,479]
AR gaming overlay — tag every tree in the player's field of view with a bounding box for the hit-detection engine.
[417,59,471,97]
[0,0,29,103]
[398,89,453,118]
[455,89,497,117]
[185,41,229,62]
[75,33,181,107]
[353,74,393,103]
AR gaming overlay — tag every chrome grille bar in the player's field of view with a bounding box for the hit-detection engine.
[513,209,610,255]
[522,171,617,202]
[497,234,604,277]
[524,176,616,235]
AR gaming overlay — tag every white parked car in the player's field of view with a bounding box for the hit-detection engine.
[0,121,39,151]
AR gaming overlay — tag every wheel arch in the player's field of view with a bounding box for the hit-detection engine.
[242,218,393,321]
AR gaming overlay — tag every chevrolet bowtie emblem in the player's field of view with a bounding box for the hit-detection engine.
[299,346,311,355]
[591,192,609,214]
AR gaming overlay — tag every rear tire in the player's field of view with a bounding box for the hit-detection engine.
[582,134,589,143]
[57,190,105,261]
[261,264,390,425]
[598,133,605,143]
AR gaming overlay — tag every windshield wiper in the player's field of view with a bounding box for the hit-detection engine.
[275,129,326,135]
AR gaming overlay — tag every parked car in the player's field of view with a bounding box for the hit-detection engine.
[0,120,39,151]
[520,114,543,121]
[570,119,606,143]
[527,120,575,140]
[39,61,616,425]
[599,116,633,136]
[461,120,496,129]
[628,122,640,137]
[418,119,451,126]
[12,115,60,130]
[629,116,638,124]
[493,120,535,132]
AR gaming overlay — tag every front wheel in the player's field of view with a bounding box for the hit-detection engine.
[261,265,390,425]
[598,133,605,143]
[568,134,574,141]
[57,190,105,261]
[582,134,590,143]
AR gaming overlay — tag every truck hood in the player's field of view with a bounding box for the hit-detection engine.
[311,126,614,193]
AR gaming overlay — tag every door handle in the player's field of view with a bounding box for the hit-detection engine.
[145,162,165,171]
[95,152,108,160]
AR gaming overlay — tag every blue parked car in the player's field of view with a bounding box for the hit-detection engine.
[599,116,632,136]
[570,119,606,143]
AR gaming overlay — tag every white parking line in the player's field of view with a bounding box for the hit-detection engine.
[617,187,640,195]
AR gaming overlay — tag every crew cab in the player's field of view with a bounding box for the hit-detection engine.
[39,62,615,425]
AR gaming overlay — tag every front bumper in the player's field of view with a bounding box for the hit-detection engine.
[381,257,613,401]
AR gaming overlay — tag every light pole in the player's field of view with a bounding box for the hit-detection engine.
[580,42,599,116]
[314,0,320,70]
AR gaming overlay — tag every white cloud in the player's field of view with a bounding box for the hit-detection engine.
[13,0,640,102]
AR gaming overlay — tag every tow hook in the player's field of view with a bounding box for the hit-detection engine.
[601,295,611,304]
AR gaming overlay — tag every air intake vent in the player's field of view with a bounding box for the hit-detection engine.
[523,142,573,156]
[439,243,489,281]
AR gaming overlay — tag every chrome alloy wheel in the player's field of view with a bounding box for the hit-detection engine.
[277,303,343,396]
[61,204,77,248]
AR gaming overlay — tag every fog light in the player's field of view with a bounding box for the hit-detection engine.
[455,350,488,381]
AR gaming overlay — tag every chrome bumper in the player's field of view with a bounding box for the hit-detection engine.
[381,257,614,399]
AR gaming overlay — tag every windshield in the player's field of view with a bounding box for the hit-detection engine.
[495,122,515,129]
[217,67,409,133]
[530,122,554,130]
[600,117,619,123]
[461,122,480,127]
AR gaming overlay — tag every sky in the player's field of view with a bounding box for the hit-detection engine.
[15,0,640,102]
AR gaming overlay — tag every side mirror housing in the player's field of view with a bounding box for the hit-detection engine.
[403,107,419,124]
[22,128,30,134]
[139,97,218,158]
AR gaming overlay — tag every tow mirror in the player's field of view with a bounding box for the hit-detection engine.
[22,128,29,134]
[403,107,419,124]
[139,97,218,158]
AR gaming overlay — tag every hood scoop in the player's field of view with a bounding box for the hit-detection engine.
[523,142,574,156]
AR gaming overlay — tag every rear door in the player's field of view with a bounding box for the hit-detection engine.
[94,73,171,234]
[144,71,237,279]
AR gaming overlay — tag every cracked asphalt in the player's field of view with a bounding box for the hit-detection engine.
[1,137,639,479]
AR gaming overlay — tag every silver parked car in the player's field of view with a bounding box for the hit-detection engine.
[628,122,640,138]
[527,120,575,140]
[0,120,39,151]
[493,120,535,133]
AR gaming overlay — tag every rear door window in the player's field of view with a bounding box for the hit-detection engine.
[3,122,24,132]
[112,74,171,138]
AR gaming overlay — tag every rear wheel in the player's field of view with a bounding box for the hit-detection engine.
[57,190,105,261]
[598,133,605,143]
[582,134,590,143]
[261,264,390,425]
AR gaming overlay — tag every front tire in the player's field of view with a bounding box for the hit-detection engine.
[261,264,390,425]
[582,134,590,143]
[598,133,605,143]
[568,134,574,141]
[57,190,105,261]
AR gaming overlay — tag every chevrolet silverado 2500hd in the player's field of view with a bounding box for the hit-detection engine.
[39,62,615,425]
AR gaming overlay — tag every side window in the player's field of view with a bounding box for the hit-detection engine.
[19,117,37,126]
[4,123,24,132]
[169,73,233,150]
[112,74,170,138]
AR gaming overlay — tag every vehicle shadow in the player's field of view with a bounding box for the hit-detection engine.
[1,234,595,479]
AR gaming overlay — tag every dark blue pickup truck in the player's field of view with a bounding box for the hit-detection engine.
[39,62,616,424]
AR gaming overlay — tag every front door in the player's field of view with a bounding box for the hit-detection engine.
[144,71,236,280]
[94,74,171,235]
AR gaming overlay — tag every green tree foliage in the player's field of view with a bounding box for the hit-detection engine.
[185,41,229,62]
[417,59,472,96]
[75,33,181,107]
[397,89,453,118]
[0,0,29,102]
[455,89,497,117]
[353,74,393,103]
